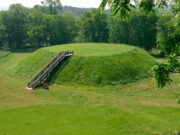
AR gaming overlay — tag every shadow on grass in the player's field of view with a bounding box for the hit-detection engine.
[47,56,72,85]
[30,56,72,91]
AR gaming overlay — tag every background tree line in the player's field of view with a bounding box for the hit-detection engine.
[0,2,177,54]
[0,4,77,50]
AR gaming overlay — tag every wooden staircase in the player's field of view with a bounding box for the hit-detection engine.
[26,51,73,90]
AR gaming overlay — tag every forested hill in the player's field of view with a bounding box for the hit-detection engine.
[0,3,176,53]
[62,6,93,16]
[0,5,106,17]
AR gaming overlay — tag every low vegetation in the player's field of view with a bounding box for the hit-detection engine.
[13,43,156,86]
[0,50,9,58]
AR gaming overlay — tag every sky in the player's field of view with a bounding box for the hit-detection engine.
[0,0,102,10]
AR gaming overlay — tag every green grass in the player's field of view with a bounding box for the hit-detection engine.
[0,104,179,135]
[0,52,179,135]
[13,43,156,86]
[0,52,180,135]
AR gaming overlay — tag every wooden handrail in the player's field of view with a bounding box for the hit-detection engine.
[27,50,73,89]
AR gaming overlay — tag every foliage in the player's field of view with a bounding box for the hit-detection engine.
[128,12,157,50]
[27,11,78,46]
[100,0,169,18]
[0,12,5,48]
[0,5,78,49]
[178,99,180,104]
[79,9,109,43]
[100,0,180,88]
[156,14,180,55]
[0,4,29,49]
[32,5,94,16]
[0,3,174,53]
[62,6,93,17]
[33,5,50,14]
[41,0,62,14]
[153,5,180,88]
[108,15,129,44]
[109,11,157,50]
[26,10,47,46]
[152,63,172,88]
[152,55,180,88]
[49,13,78,44]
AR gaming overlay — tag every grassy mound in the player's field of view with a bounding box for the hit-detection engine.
[13,43,156,86]
[1,50,180,135]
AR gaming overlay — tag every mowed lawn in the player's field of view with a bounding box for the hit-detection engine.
[0,53,179,135]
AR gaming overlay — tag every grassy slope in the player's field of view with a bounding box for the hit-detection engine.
[13,43,156,86]
[0,52,180,135]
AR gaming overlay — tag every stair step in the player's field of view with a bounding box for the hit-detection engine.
[27,50,73,89]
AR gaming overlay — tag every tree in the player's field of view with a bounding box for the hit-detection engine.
[47,13,77,45]
[61,12,78,43]
[1,4,29,49]
[109,11,157,50]
[156,13,173,55]
[108,16,129,44]
[27,10,47,47]
[79,9,109,43]
[41,0,62,14]
[33,5,49,14]
[153,13,180,88]
[100,0,180,88]
[152,1,180,88]
[100,0,169,18]
[0,11,6,48]
[27,10,78,47]
[128,11,157,50]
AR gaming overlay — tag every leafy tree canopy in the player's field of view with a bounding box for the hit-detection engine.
[100,0,180,88]
[79,9,109,43]
[100,0,178,17]
[41,0,62,14]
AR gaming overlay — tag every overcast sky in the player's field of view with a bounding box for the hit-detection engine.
[0,0,102,10]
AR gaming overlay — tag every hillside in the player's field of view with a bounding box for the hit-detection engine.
[61,6,109,17]
[62,6,93,16]
[13,43,156,86]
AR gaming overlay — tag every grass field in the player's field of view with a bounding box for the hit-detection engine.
[0,49,179,135]
[12,43,156,86]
